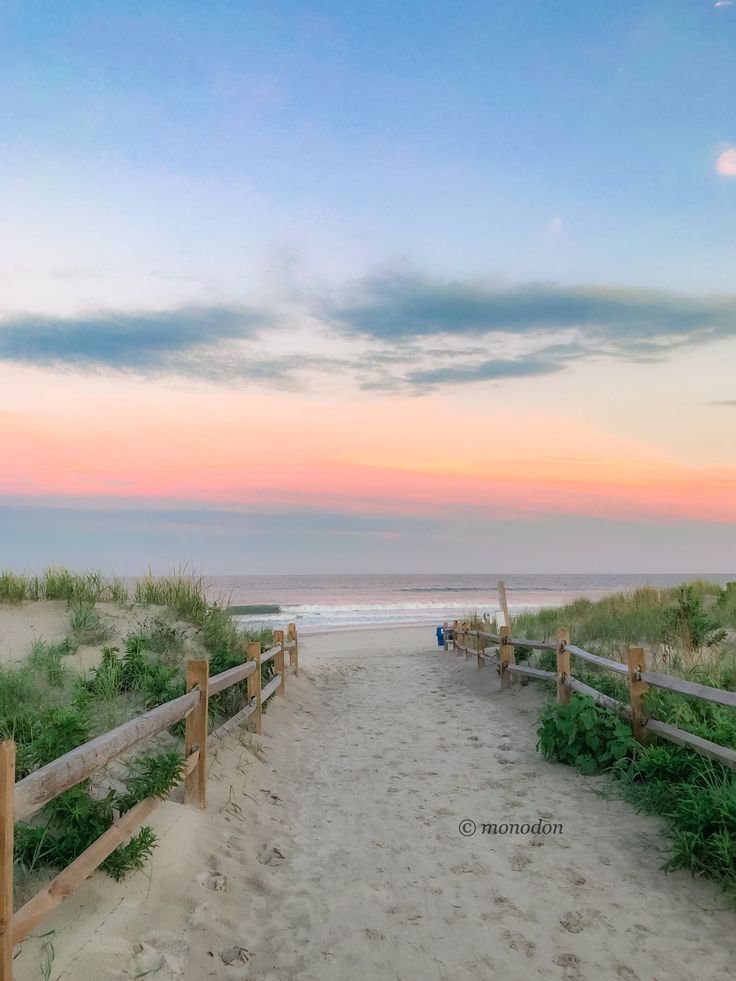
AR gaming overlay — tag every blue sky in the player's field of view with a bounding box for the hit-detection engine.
[3,0,735,301]
[1,1,735,573]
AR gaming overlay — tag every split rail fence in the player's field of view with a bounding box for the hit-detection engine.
[0,623,300,981]
[443,581,736,768]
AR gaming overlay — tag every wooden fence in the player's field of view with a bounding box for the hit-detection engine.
[443,581,736,770]
[0,623,300,980]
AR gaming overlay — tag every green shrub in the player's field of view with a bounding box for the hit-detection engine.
[663,586,727,654]
[537,695,635,775]
[14,751,183,881]
[103,826,158,880]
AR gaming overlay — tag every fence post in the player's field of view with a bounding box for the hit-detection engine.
[274,629,286,697]
[1,741,15,981]
[500,625,515,689]
[627,646,649,743]
[246,642,262,734]
[185,660,209,809]
[455,620,463,656]
[476,630,484,670]
[288,622,299,675]
[497,579,511,630]
[452,620,458,652]
[443,621,449,652]
[556,628,570,705]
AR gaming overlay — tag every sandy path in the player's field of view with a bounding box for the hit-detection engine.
[13,627,735,980]
[245,629,735,981]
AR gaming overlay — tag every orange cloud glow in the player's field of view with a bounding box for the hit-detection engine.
[1,367,734,524]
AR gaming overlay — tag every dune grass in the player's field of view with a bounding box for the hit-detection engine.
[0,567,129,605]
[1,567,274,893]
[514,580,736,659]
[531,580,736,896]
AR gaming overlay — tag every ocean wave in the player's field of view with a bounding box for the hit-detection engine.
[398,586,488,593]
[281,601,487,614]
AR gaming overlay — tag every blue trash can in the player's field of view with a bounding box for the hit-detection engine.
[436,625,444,647]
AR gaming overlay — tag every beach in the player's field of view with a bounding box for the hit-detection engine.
[11,624,735,981]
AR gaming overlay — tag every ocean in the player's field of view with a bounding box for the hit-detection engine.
[205,572,736,633]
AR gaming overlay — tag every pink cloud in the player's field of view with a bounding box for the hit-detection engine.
[716,148,736,176]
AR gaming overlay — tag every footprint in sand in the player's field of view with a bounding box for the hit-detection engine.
[560,910,600,934]
[554,952,582,980]
[615,966,642,981]
[221,945,250,965]
[504,929,536,959]
[199,871,228,891]
[132,931,188,978]
[510,851,532,871]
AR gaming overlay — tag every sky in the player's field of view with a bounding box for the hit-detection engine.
[1,0,735,574]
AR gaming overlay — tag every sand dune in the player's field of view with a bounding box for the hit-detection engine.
[13,626,735,980]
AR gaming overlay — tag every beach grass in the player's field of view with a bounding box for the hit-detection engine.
[531,580,736,895]
[0,566,274,893]
[515,580,736,663]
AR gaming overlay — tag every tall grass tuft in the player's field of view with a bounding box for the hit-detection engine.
[515,581,735,666]
[69,603,113,645]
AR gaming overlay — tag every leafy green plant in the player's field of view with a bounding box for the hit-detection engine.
[663,586,726,656]
[514,644,533,663]
[103,826,158,881]
[14,751,184,881]
[117,751,185,813]
[22,707,92,776]
[537,695,635,775]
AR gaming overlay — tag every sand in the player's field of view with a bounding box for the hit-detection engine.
[11,625,736,981]
[0,600,204,672]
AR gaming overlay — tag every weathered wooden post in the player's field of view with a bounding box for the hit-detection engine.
[246,642,262,734]
[455,620,464,656]
[274,629,286,697]
[627,646,649,743]
[476,630,484,670]
[452,620,458,652]
[500,625,515,689]
[498,581,517,683]
[556,628,570,705]
[443,621,449,652]
[288,622,299,675]
[185,660,209,808]
[0,741,15,981]
[497,580,511,630]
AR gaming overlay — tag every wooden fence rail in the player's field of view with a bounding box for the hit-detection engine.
[0,622,299,980]
[444,582,736,772]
